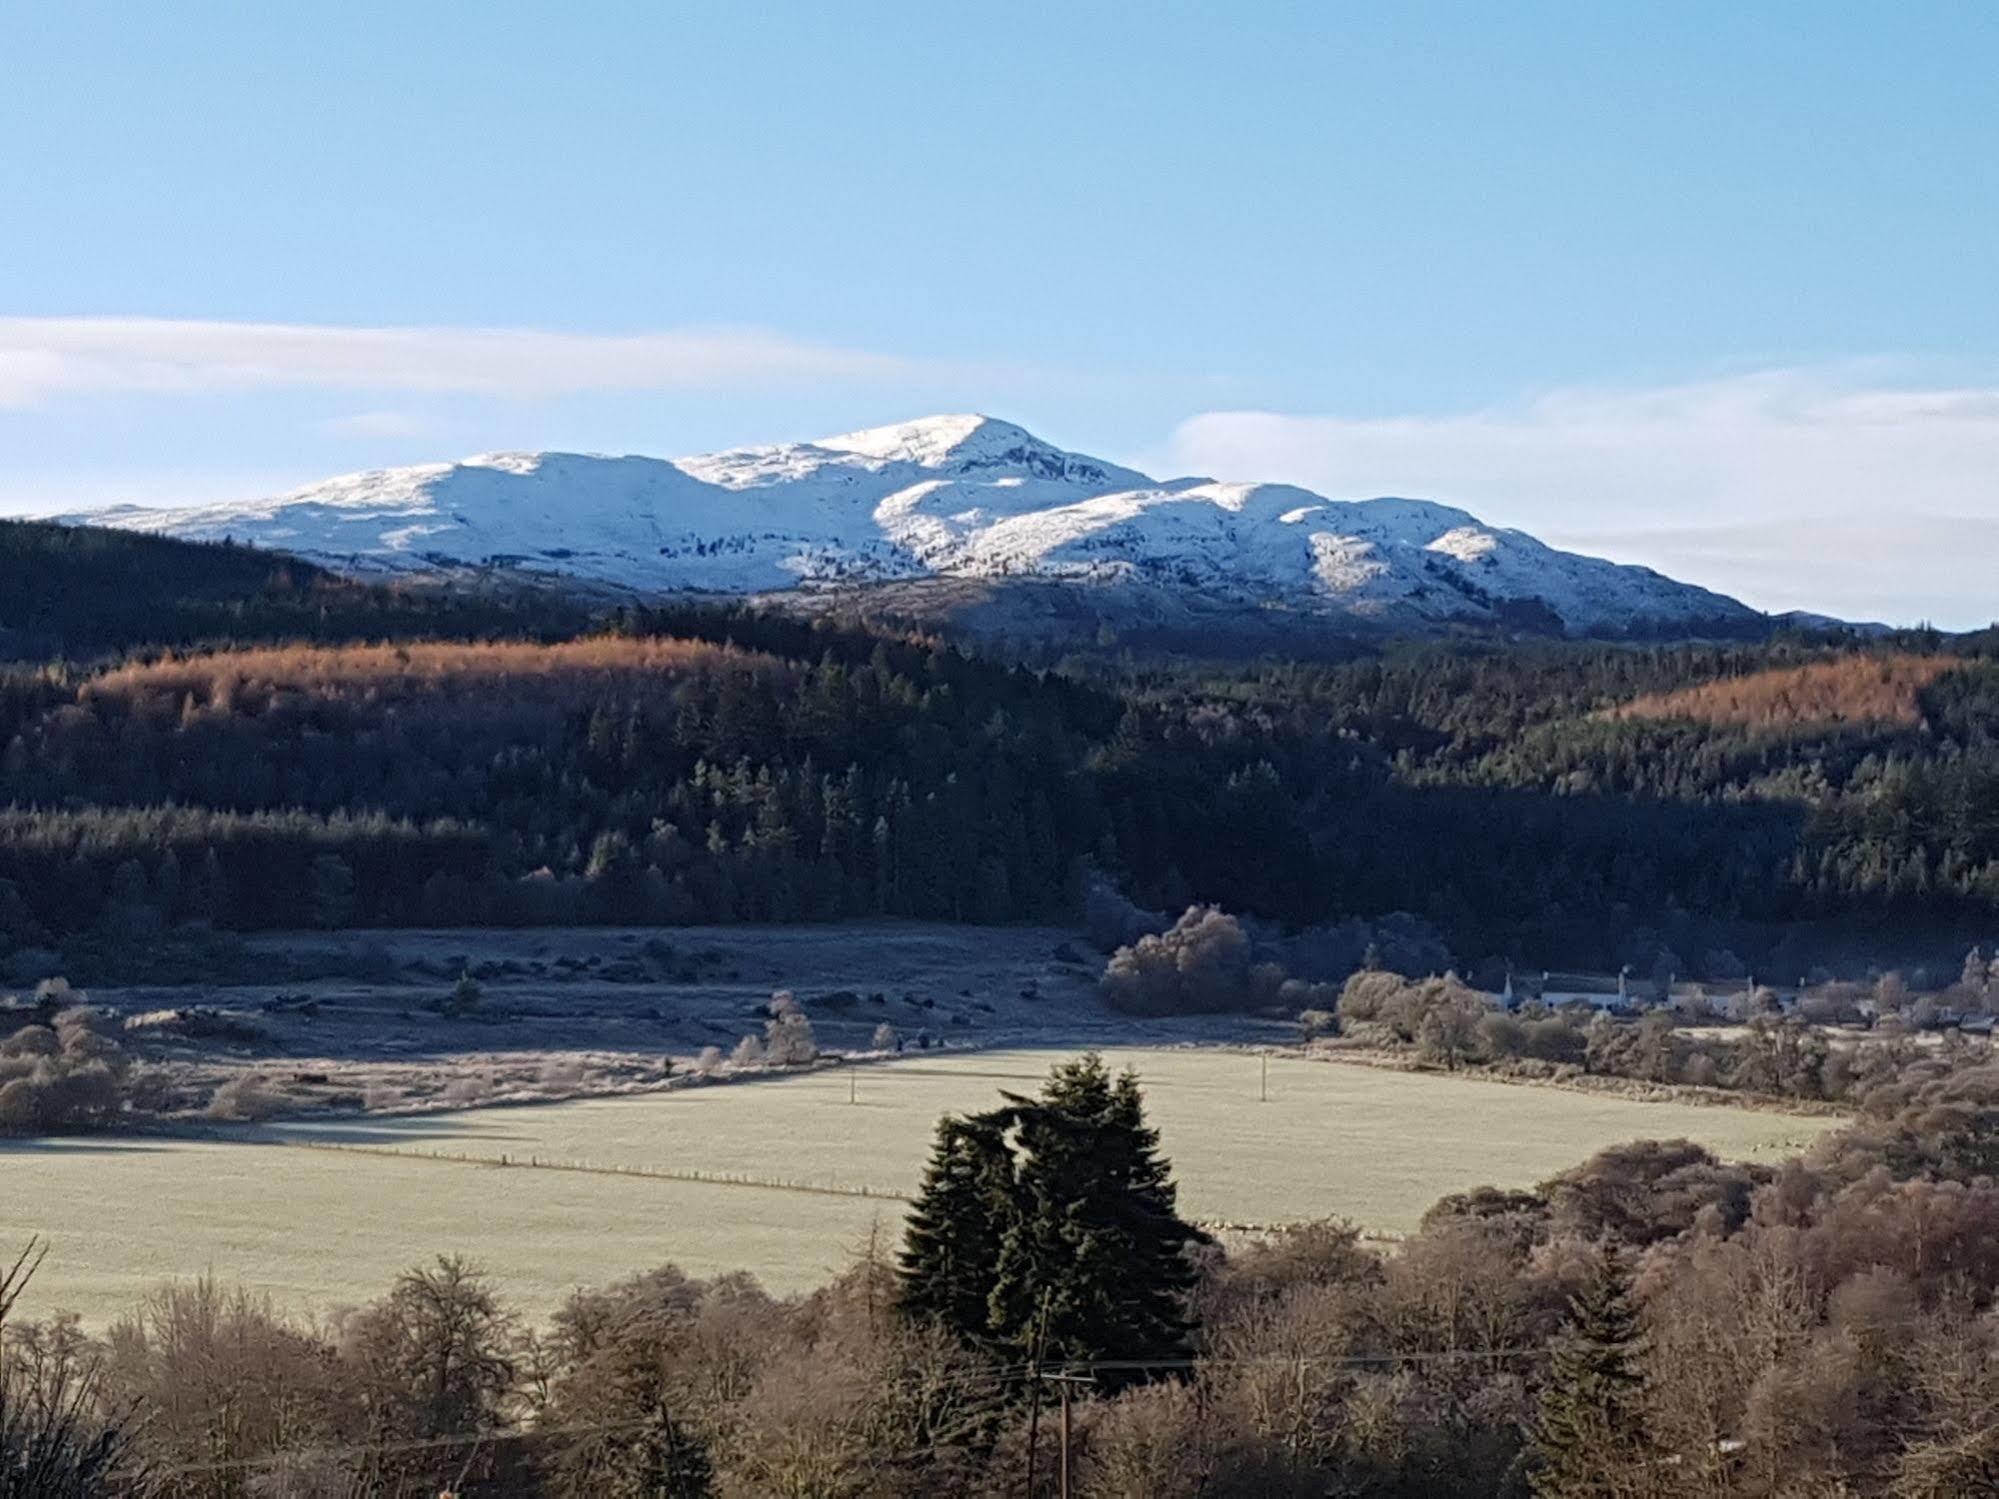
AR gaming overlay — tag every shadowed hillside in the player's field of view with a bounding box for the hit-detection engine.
[0,517,589,661]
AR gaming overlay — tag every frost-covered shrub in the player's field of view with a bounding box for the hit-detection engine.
[363,1081,409,1112]
[537,1059,584,1092]
[443,1072,493,1107]
[1100,906,1252,1015]
[205,1074,279,1122]
[0,1060,121,1131]
[763,991,817,1066]
[1,1024,58,1059]
[1335,970,1407,1026]
[0,1005,130,1132]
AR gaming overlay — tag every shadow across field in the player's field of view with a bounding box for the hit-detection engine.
[0,1137,174,1156]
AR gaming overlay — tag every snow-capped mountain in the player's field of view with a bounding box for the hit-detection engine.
[69,414,1764,637]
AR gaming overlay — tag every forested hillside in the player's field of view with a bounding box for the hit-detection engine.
[0,611,1119,946]
[1,520,1996,979]
[0,517,587,660]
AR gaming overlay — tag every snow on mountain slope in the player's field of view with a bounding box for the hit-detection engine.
[68,414,1763,636]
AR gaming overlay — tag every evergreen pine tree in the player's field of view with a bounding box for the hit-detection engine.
[1528,1260,1652,1498]
[898,1055,1205,1380]
[986,1054,1205,1372]
[896,1114,1014,1339]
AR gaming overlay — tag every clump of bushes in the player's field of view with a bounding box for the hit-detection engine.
[0,984,130,1133]
[122,1006,265,1044]
[442,1071,493,1107]
[204,1073,280,1122]
[1334,970,1493,1068]
[764,991,817,1065]
[1333,966,1997,1106]
[1100,906,1342,1017]
[1100,906,1251,1014]
[435,974,482,1018]
[732,991,818,1068]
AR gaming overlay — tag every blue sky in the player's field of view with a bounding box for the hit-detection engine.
[3,1,1995,624]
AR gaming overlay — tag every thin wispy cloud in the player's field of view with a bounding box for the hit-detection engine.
[0,317,947,407]
[1164,367,1999,626]
[1551,515,1999,629]
[1165,368,1999,531]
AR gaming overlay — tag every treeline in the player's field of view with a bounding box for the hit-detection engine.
[11,1052,1999,1496]
[1331,968,1999,1107]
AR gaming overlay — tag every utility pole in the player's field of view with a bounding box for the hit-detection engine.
[1260,1052,1268,1103]
[849,1069,857,1105]
[1060,1375,1071,1499]
[1022,1293,1051,1498]
[1041,1370,1096,1498]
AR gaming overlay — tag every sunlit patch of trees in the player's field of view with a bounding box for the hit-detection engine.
[1608,651,1965,730]
[86,635,771,718]
[1105,641,1999,965]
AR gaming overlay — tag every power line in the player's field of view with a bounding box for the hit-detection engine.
[150,1417,654,1478]
[141,1344,1549,1476]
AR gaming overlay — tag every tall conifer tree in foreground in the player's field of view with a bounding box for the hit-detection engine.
[897,1053,1204,1376]
[896,1114,1014,1337]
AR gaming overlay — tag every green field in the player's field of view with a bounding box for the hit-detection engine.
[8,1048,1836,1324]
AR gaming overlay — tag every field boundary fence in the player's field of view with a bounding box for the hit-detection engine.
[261,1135,915,1203]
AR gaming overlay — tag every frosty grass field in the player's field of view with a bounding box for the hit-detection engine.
[10,1047,1836,1324]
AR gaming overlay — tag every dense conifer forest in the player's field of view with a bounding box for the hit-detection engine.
[0,518,593,661]
[2,519,1996,978]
